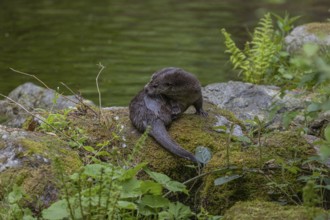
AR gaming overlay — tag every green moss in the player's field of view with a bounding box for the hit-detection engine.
[223,200,328,220]
[199,129,313,215]
[305,22,330,36]
[0,115,8,124]
[19,137,82,174]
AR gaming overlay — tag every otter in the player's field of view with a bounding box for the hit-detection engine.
[129,67,207,163]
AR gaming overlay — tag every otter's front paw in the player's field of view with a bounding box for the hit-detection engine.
[196,109,208,117]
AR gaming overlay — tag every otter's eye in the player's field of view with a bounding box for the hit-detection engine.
[152,84,158,88]
[165,82,172,86]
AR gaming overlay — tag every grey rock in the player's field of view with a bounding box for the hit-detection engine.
[202,81,306,128]
[0,82,93,127]
[285,23,330,53]
[0,125,28,172]
[214,115,244,137]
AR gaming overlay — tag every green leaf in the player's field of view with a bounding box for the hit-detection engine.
[303,44,319,57]
[96,151,111,157]
[195,146,212,164]
[83,164,111,177]
[8,184,23,204]
[120,178,142,198]
[120,162,148,181]
[83,145,95,153]
[145,170,171,185]
[145,170,188,194]
[307,103,321,112]
[320,144,330,161]
[324,125,330,142]
[158,211,171,220]
[167,202,193,219]
[214,174,242,186]
[140,180,163,195]
[165,181,188,194]
[235,135,251,143]
[141,195,169,208]
[118,201,137,210]
[42,200,69,220]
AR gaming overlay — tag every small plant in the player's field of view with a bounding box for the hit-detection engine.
[222,13,282,84]
[41,161,195,220]
[221,13,299,85]
[0,185,36,220]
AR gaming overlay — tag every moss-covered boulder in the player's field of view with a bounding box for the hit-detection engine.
[285,22,330,53]
[0,125,82,213]
[0,83,327,217]
[223,200,328,220]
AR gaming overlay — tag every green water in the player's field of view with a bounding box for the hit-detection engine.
[1,0,329,106]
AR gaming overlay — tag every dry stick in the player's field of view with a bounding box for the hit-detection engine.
[60,82,98,116]
[9,67,51,89]
[95,63,105,123]
[0,94,83,147]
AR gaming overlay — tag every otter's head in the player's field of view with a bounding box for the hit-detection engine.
[144,67,193,97]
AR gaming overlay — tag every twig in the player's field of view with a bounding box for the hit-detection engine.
[60,82,98,116]
[9,67,50,89]
[95,63,105,123]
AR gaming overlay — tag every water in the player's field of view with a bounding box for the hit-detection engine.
[1,0,329,106]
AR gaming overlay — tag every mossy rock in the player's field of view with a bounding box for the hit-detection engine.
[285,22,330,54]
[223,200,328,220]
[199,130,315,215]
[3,103,322,216]
[0,127,82,213]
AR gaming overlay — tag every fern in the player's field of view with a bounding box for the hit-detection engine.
[221,13,282,84]
[221,28,249,74]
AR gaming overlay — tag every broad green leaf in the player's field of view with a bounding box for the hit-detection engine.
[8,184,23,204]
[158,211,171,220]
[145,170,171,185]
[214,174,242,186]
[165,181,188,194]
[96,151,111,157]
[83,146,95,153]
[138,204,157,216]
[324,125,330,142]
[83,164,111,177]
[120,178,142,198]
[42,200,69,220]
[303,44,319,57]
[195,146,212,164]
[140,180,163,195]
[141,195,169,208]
[120,162,148,181]
[320,145,330,161]
[167,202,193,219]
[145,170,188,194]
[235,135,251,143]
[307,103,321,112]
[118,201,137,210]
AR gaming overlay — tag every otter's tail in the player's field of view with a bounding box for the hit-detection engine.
[149,119,198,163]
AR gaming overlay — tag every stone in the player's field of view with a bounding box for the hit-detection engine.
[202,81,306,129]
[285,22,330,53]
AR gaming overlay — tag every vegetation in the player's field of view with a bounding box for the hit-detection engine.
[1,11,330,220]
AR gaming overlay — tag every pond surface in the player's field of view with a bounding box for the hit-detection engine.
[1,0,330,106]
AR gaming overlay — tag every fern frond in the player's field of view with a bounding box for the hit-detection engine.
[221,28,249,71]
